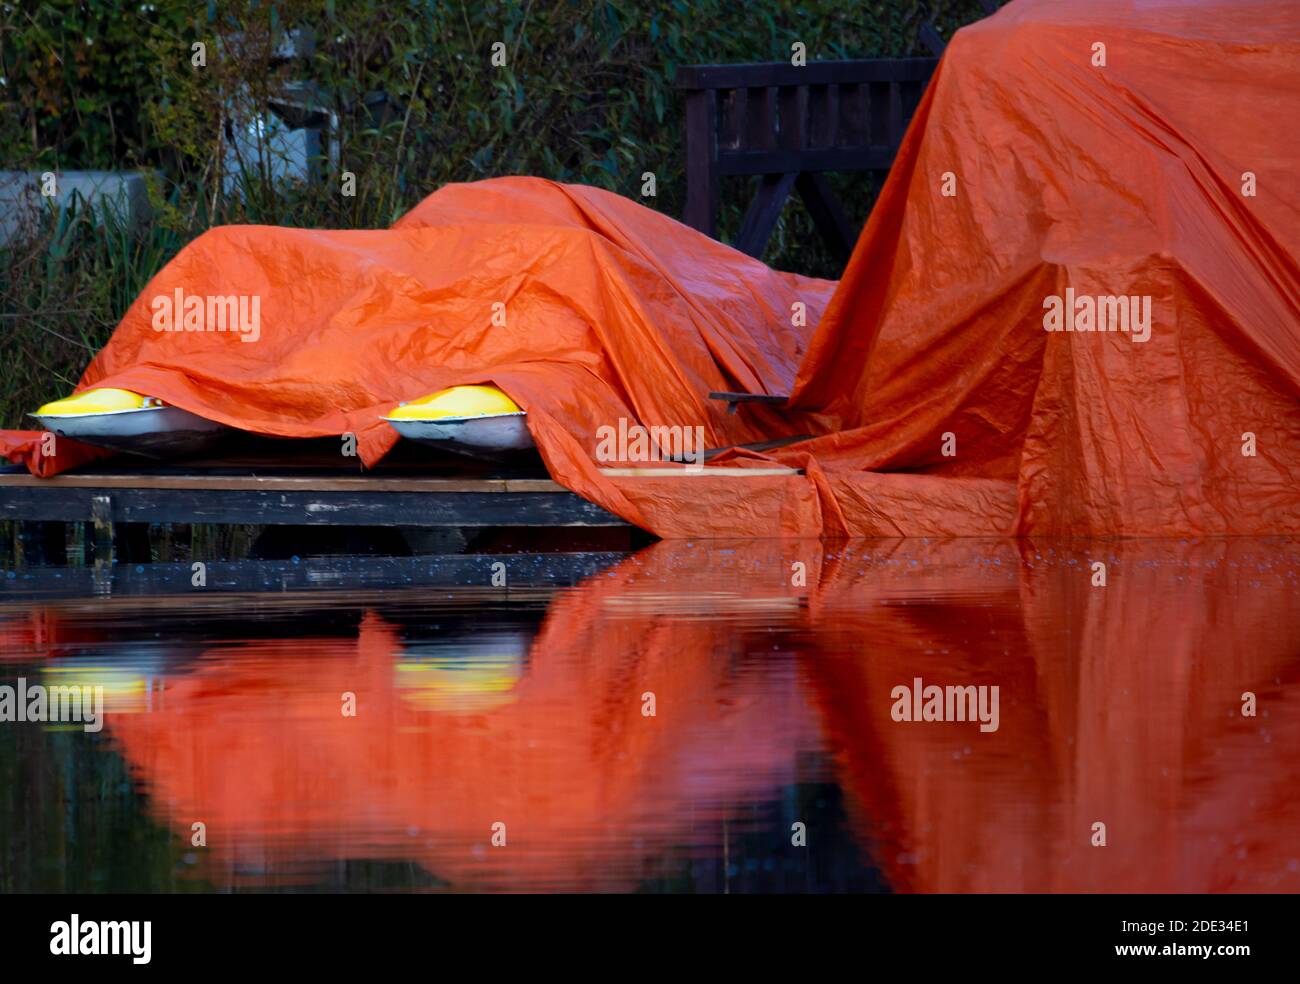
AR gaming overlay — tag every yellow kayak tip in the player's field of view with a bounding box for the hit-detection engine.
[382,385,534,457]
[30,388,228,457]
[386,385,521,421]
[34,388,155,417]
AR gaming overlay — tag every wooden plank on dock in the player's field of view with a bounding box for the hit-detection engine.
[598,466,799,477]
[0,473,545,493]
[0,460,802,529]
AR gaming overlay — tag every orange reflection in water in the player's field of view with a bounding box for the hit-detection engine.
[98,573,820,892]
[799,539,1300,893]
[8,537,1299,892]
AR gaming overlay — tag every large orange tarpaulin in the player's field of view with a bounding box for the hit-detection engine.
[787,0,1300,537]
[4,0,1298,537]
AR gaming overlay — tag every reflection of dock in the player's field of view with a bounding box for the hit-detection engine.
[0,550,628,601]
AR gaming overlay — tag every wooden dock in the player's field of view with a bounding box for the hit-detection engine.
[0,436,804,566]
[0,434,628,531]
[0,471,625,528]
[0,441,632,566]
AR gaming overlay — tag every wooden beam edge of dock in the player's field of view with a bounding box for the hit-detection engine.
[0,467,801,492]
[0,473,559,493]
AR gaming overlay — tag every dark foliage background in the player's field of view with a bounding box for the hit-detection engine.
[0,0,988,427]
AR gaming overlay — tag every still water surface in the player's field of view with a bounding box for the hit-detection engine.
[2,537,1298,893]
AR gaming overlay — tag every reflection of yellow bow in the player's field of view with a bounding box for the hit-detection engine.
[602,591,800,618]
[43,663,152,715]
[394,634,527,714]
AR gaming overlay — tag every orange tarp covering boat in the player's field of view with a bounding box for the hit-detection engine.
[4,0,1298,537]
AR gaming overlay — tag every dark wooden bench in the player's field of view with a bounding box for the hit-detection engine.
[676,1,1008,269]
[682,57,938,413]
[684,4,1009,414]
[676,57,940,266]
